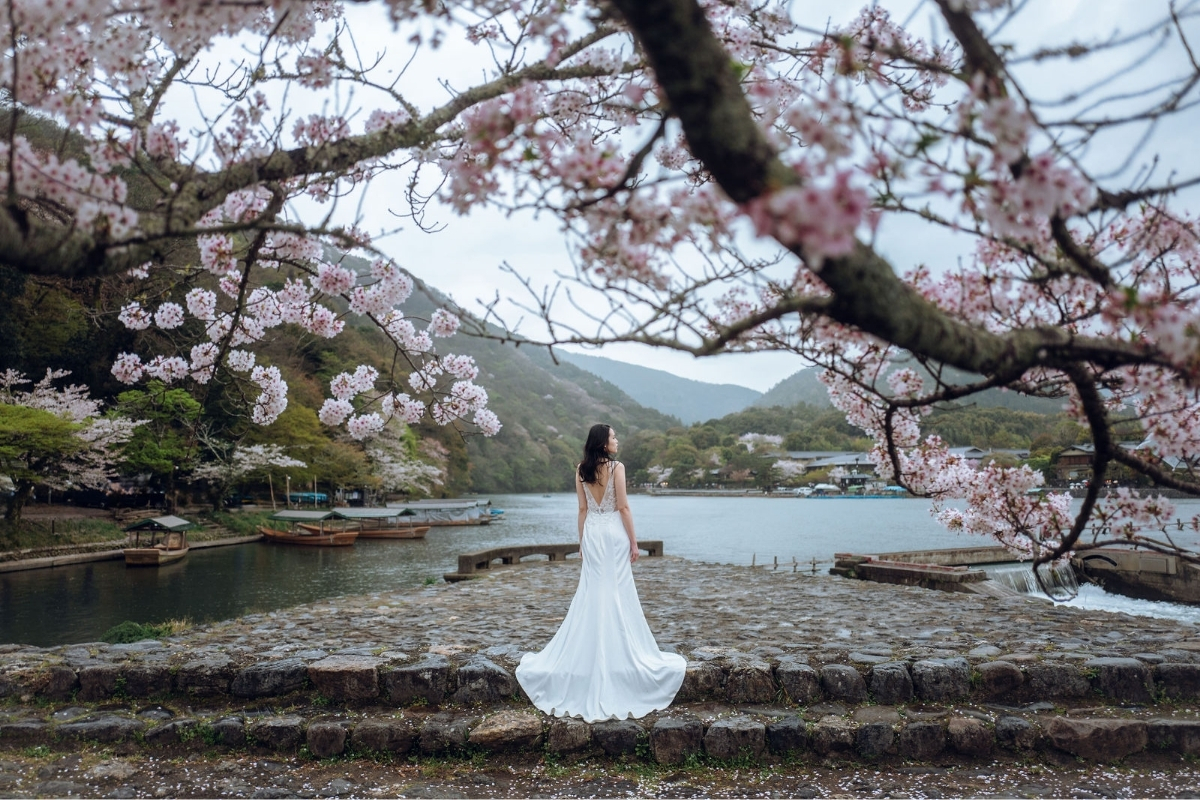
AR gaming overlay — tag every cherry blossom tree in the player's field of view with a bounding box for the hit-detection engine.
[4,0,1200,577]
[191,442,307,511]
[363,424,446,498]
[0,370,141,521]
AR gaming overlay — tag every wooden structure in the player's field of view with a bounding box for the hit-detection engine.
[299,507,430,539]
[443,540,664,582]
[259,510,358,547]
[123,515,195,566]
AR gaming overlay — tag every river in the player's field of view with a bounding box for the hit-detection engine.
[3,494,1200,647]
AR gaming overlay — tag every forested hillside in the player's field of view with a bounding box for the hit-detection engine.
[558,352,760,424]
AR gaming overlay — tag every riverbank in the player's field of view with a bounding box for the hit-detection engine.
[0,507,274,568]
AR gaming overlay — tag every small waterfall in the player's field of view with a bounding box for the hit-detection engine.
[982,562,1080,600]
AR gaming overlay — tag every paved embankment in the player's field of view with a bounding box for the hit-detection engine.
[3,556,1200,797]
[0,535,263,573]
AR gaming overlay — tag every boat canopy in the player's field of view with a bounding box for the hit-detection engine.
[330,507,413,520]
[270,510,336,521]
[385,499,489,523]
[124,515,196,532]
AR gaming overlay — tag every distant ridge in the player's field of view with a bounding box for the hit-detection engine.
[557,352,762,425]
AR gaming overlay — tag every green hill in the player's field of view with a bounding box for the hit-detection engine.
[557,351,760,424]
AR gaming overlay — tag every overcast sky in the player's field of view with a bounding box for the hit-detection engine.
[175,0,1198,393]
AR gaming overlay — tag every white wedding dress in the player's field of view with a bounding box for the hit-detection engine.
[515,464,687,722]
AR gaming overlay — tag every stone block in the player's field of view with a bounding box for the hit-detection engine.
[144,719,197,746]
[1154,664,1200,700]
[1085,657,1154,704]
[547,717,591,753]
[307,656,381,702]
[948,717,992,757]
[810,716,855,756]
[704,716,766,761]
[231,658,308,699]
[650,716,703,765]
[869,662,913,705]
[383,655,452,705]
[726,657,775,704]
[78,664,120,701]
[855,722,895,760]
[0,720,49,743]
[177,655,235,696]
[351,718,416,754]
[1023,663,1090,699]
[211,717,246,748]
[419,713,477,754]
[468,711,543,751]
[676,661,724,702]
[306,721,347,758]
[775,661,819,707]
[995,716,1037,750]
[911,658,969,703]
[899,722,945,761]
[248,716,305,751]
[820,665,867,704]
[452,658,516,705]
[121,663,171,697]
[1046,718,1147,761]
[58,716,145,743]
[42,666,78,700]
[974,661,1023,699]
[1148,719,1200,755]
[592,719,642,757]
[766,715,807,756]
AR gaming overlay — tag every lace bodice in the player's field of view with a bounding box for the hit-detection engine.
[584,461,620,515]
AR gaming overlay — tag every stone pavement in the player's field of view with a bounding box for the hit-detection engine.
[3,556,1200,788]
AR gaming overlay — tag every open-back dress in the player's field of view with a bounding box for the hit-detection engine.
[515,462,687,721]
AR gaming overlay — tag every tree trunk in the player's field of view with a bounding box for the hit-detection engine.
[4,482,34,523]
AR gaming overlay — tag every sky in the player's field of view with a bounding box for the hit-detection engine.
[170,0,1199,394]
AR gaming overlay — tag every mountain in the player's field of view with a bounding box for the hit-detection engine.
[755,366,1067,415]
[556,352,762,425]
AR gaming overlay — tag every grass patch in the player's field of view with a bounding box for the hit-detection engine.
[207,509,275,537]
[101,619,192,644]
[0,518,126,550]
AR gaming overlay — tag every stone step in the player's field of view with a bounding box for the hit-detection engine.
[1,700,1196,765]
[5,648,1198,711]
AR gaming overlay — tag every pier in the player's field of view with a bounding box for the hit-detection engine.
[443,540,664,581]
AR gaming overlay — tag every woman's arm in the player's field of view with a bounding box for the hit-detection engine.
[575,470,588,546]
[613,463,639,563]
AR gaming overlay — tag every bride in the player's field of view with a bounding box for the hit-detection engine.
[516,423,687,722]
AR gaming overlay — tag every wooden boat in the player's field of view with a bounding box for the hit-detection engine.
[124,516,194,567]
[258,525,358,547]
[297,522,430,539]
[124,542,189,566]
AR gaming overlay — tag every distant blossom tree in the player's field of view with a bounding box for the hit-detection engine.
[364,424,446,497]
[191,442,307,510]
[2,0,1200,576]
[0,370,141,521]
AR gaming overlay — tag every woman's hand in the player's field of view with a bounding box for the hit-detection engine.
[629,541,639,563]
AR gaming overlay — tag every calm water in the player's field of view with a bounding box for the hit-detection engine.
[3,495,1200,646]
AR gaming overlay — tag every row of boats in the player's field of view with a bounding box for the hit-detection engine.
[123,499,503,565]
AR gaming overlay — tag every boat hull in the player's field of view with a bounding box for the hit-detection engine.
[297,523,430,540]
[258,526,358,546]
[124,546,189,566]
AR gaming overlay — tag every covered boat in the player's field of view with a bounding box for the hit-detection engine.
[385,499,493,526]
[259,510,358,546]
[297,507,430,539]
[124,515,195,566]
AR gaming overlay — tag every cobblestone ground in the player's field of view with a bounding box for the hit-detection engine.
[194,557,1199,663]
[4,744,1200,798]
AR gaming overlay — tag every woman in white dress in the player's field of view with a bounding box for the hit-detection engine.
[516,424,687,722]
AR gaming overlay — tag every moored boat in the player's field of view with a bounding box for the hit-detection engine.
[260,510,358,546]
[124,515,195,567]
[259,525,358,546]
[385,499,494,526]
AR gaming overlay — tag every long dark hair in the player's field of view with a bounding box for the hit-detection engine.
[578,424,613,484]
